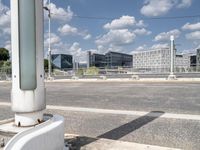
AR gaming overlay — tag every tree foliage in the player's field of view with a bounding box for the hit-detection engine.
[0,48,10,61]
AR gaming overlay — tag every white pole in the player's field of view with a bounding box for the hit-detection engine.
[170,35,174,75]
[48,0,51,79]
[11,0,45,126]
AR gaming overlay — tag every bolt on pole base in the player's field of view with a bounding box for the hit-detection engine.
[15,111,44,127]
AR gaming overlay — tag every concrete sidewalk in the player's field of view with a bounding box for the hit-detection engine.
[46,78,200,82]
[65,134,181,150]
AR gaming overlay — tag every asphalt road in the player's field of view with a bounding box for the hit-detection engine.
[0,81,200,149]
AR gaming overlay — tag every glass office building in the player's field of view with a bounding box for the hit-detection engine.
[88,51,133,68]
[105,51,133,68]
[88,51,106,68]
[197,49,200,66]
[51,54,73,70]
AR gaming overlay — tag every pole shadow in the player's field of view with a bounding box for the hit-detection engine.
[98,111,164,140]
[66,111,165,149]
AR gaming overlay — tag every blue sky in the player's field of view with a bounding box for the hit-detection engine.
[0,0,200,62]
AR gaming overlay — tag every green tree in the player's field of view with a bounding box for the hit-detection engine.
[0,48,10,61]
[44,59,48,72]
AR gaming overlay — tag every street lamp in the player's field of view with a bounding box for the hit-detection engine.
[168,35,177,80]
[43,0,52,80]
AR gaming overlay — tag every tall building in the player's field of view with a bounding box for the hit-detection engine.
[132,48,190,72]
[87,51,133,68]
[105,51,133,68]
[189,55,197,67]
[51,54,73,70]
[88,52,106,68]
[197,49,200,67]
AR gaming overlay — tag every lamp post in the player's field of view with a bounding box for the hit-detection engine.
[1,0,66,149]
[43,0,52,79]
[168,35,177,80]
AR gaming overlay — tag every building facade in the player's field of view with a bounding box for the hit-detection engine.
[133,48,190,72]
[105,51,133,68]
[51,54,73,70]
[88,51,133,68]
[197,49,200,66]
[88,51,106,68]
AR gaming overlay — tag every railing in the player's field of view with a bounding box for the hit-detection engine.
[1,67,200,81]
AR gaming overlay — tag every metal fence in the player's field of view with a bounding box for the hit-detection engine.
[1,67,200,81]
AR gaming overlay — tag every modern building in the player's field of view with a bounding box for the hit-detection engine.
[51,54,73,70]
[87,51,133,68]
[88,51,106,68]
[197,49,200,67]
[132,48,190,72]
[105,51,133,68]
[189,55,197,67]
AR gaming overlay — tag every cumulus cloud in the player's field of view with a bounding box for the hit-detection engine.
[185,31,200,40]
[176,0,192,8]
[96,15,150,53]
[131,43,169,54]
[58,24,78,35]
[133,28,151,35]
[103,16,145,30]
[4,40,11,51]
[151,43,169,49]
[104,16,136,29]
[182,22,200,31]
[131,45,148,53]
[44,0,73,22]
[58,24,91,40]
[141,0,176,17]
[83,34,91,40]
[95,29,136,46]
[44,33,61,48]
[140,0,192,17]
[154,29,181,41]
[68,42,87,62]
[0,2,11,36]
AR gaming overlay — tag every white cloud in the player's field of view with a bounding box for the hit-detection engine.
[136,20,146,27]
[154,29,181,41]
[0,2,10,36]
[58,24,78,35]
[58,24,91,40]
[182,22,200,31]
[44,1,73,22]
[141,0,176,17]
[151,43,169,49]
[0,10,10,27]
[95,29,136,46]
[140,0,192,17]
[4,40,11,51]
[103,16,146,30]
[83,34,91,40]
[68,42,87,62]
[103,16,145,30]
[131,43,169,54]
[130,45,147,54]
[44,33,61,48]
[133,28,151,35]
[104,16,136,30]
[176,0,192,8]
[185,31,200,40]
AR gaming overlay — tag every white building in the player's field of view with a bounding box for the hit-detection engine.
[132,48,190,72]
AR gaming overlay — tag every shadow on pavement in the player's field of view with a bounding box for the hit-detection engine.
[65,111,165,150]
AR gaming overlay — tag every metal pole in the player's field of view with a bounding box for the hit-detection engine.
[170,35,174,75]
[48,0,51,79]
